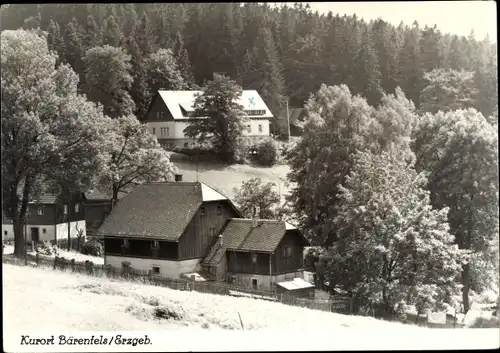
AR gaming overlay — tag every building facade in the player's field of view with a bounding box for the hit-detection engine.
[144,90,274,150]
[2,193,86,245]
[98,182,242,278]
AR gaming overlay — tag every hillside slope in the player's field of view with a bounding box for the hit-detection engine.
[169,152,291,201]
[4,263,500,351]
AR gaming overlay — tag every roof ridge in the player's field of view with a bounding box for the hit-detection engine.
[229,218,283,223]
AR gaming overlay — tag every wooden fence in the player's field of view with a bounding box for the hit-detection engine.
[4,253,352,315]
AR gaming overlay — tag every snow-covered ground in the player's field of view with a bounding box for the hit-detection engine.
[3,245,104,265]
[3,264,499,351]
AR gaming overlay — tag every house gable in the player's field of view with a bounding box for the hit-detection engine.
[144,92,175,123]
[178,200,241,260]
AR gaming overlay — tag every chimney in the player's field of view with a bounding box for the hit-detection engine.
[252,205,258,228]
[219,234,223,246]
[175,174,183,182]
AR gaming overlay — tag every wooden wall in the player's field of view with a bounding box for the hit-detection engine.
[227,230,305,275]
[145,93,175,122]
[227,250,272,275]
[178,200,239,260]
[84,201,111,236]
[104,237,178,260]
[273,230,305,274]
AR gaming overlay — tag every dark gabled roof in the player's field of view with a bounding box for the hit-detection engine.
[29,194,59,204]
[202,219,306,266]
[96,181,233,240]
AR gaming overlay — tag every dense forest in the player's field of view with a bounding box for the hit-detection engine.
[1,3,497,125]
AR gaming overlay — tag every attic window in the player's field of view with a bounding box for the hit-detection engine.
[74,203,80,213]
[152,240,159,249]
[217,205,222,215]
[122,239,129,248]
[201,207,205,216]
[251,253,257,264]
[37,208,44,216]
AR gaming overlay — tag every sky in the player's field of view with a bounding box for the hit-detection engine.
[272,1,497,42]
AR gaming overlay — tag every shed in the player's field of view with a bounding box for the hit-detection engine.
[276,277,315,299]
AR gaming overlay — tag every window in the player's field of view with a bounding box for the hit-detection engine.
[122,239,129,248]
[63,204,68,215]
[4,230,7,236]
[74,203,80,213]
[160,112,164,119]
[284,247,292,259]
[37,208,44,216]
[166,127,170,136]
[258,124,263,133]
[251,278,258,289]
[228,275,237,284]
[156,112,160,119]
[42,228,47,234]
[152,127,156,135]
[251,253,257,264]
[209,227,215,236]
[152,240,159,249]
[152,266,160,274]
[200,207,205,216]
[184,142,189,148]
[217,205,222,215]
[245,110,265,116]
[246,124,251,133]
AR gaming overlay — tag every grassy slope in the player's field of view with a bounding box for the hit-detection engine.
[168,152,291,202]
[3,263,417,332]
[4,263,499,351]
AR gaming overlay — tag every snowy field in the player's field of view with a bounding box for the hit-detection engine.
[3,263,499,351]
[3,244,104,265]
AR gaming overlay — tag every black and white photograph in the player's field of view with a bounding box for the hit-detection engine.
[1,1,499,351]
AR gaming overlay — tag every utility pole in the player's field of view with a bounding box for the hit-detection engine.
[286,98,290,143]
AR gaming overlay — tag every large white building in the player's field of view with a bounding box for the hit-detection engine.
[144,90,274,149]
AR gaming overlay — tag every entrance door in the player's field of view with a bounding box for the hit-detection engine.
[31,228,40,242]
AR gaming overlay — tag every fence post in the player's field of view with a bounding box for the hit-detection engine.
[35,252,39,265]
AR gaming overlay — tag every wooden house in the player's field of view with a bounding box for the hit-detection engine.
[97,181,311,290]
[144,90,274,150]
[2,192,86,246]
[97,181,242,278]
[201,218,310,291]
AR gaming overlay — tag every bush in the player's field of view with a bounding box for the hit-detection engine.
[81,238,103,257]
[470,316,500,328]
[253,138,278,167]
[37,240,59,256]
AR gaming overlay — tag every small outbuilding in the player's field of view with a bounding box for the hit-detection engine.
[276,277,315,299]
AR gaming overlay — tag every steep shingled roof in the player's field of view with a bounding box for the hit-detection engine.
[157,90,274,120]
[96,182,231,240]
[202,219,307,266]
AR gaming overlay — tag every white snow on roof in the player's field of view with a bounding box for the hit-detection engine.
[157,90,274,120]
[276,277,315,291]
[201,183,228,202]
[285,222,297,230]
